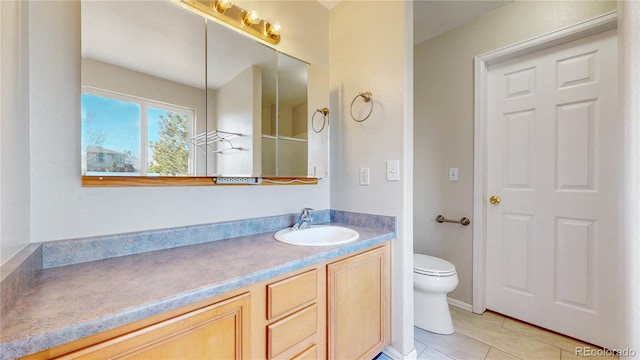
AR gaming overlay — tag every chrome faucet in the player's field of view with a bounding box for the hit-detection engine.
[292,207,314,230]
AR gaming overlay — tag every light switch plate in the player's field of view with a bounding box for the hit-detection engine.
[359,168,370,185]
[449,168,459,181]
[387,160,400,181]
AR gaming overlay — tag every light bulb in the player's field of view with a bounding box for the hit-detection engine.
[215,0,233,13]
[243,10,260,25]
[267,22,281,39]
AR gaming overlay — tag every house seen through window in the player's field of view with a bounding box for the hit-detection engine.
[81,89,196,176]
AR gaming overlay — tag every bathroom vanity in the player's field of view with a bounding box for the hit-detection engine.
[19,245,389,360]
[0,211,394,360]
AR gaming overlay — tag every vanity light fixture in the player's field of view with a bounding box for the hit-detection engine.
[181,0,282,44]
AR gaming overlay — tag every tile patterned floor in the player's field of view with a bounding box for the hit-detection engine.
[412,307,619,360]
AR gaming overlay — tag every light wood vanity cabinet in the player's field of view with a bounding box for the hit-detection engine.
[21,242,390,360]
[327,245,391,360]
[22,293,251,360]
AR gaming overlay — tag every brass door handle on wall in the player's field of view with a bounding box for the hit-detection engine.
[489,195,501,205]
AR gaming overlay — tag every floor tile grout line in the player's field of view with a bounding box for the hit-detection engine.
[425,345,455,360]
[414,339,427,359]
[500,321,571,355]
[415,326,490,360]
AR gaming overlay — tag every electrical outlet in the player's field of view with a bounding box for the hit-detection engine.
[387,160,400,181]
[449,168,459,182]
[359,168,370,185]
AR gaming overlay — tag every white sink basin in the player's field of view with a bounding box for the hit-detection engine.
[274,225,360,246]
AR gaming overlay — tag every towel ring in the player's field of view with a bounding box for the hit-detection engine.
[312,107,329,133]
[350,91,373,122]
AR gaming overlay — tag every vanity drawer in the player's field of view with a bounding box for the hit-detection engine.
[267,269,318,319]
[291,344,317,360]
[267,304,318,359]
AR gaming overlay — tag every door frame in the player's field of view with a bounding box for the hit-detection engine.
[471,11,618,314]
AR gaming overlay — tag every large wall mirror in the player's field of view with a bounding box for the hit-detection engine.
[80,1,328,182]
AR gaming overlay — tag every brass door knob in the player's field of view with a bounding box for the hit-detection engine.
[489,195,501,205]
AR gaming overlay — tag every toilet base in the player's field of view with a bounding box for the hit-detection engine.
[414,291,455,335]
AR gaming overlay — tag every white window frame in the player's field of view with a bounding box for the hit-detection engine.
[81,86,197,176]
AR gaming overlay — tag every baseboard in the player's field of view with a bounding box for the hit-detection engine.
[447,297,473,312]
[382,345,417,360]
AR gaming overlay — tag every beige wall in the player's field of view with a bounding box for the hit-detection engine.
[276,138,308,176]
[330,1,414,356]
[81,59,206,113]
[292,101,308,138]
[1,1,30,264]
[414,0,617,305]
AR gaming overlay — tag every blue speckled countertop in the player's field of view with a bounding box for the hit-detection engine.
[0,210,395,360]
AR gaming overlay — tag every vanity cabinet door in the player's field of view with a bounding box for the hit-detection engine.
[48,293,250,360]
[327,244,391,360]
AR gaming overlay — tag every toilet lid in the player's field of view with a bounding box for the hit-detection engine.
[413,253,456,276]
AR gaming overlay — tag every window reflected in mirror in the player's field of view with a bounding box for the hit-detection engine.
[81,90,196,176]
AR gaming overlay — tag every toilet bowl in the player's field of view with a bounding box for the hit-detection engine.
[413,253,459,335]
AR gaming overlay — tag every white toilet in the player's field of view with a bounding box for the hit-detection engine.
[413,253,459,335]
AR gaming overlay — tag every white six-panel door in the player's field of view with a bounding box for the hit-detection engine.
[486,29,619,349]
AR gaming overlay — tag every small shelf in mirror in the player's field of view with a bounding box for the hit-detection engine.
[190,130,242,154]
